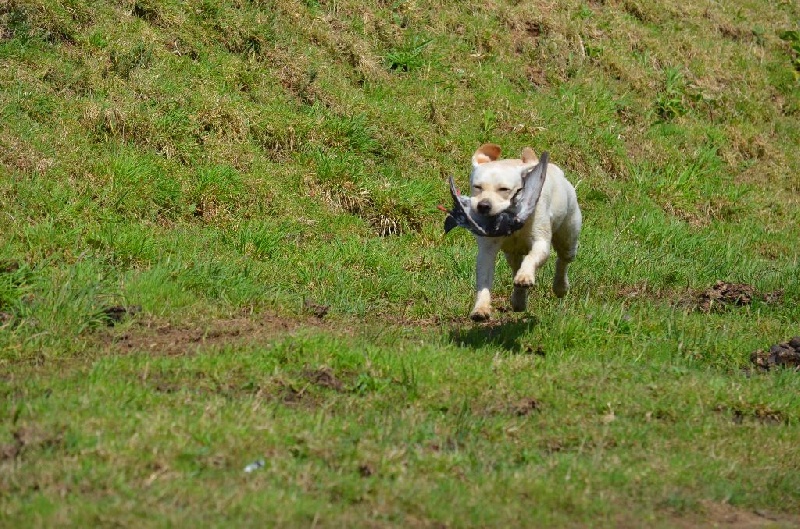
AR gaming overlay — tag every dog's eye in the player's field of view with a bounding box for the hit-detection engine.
[499,187,510,193]
[473,185,482,191]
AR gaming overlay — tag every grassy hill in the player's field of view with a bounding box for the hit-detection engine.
[2,0,800,526]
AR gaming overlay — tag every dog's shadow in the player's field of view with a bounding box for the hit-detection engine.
[448,312,540,352]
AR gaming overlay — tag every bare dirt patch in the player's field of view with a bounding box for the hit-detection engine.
[267,369,352,408]
[303,299,330,319]
[668,500,800,529]
[140,366,354,408]
[509,397,541,416]
[102,312,325,356]
[539,435,617,454]
[525,65,548,88]
[616,282,679,301]
[715,404,787,426]
[301,366,346,392]
[697,281,754,311]
[482,396,542,417]
[1,424,65,462]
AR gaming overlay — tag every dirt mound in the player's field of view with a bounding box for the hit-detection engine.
[696,281,782,313]
[697,281,754,312]
[751,337,800,371]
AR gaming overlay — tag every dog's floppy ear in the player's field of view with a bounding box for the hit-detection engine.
[521,147,537,164]
[472,143,501,166]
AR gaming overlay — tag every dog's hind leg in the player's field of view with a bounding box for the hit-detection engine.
[551,212,581,298]
[505,252,527,312]
[553,256,572,298]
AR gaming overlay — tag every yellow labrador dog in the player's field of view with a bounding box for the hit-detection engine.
[468,143,582,321]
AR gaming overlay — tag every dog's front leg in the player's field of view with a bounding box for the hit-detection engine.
[513,238,551,288]
[505,253,528,312]
[513,210,552,289]
[470,238,501,321]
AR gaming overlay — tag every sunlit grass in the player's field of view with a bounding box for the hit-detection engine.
[1,0,800,526]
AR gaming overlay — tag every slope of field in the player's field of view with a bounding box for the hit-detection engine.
[2,0,800,526]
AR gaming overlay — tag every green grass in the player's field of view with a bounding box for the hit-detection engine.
[2,0,800,526]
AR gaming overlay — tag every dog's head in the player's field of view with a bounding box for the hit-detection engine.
[469,143,538,216]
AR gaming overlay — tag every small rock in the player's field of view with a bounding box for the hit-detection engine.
[244,459,265,473]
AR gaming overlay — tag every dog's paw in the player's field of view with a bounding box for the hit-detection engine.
[511,287,528,312]
[513,271,535,289]
[469,308,492,322]
[553,277,569,298]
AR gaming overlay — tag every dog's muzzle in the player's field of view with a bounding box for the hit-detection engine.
[440,152,549,237]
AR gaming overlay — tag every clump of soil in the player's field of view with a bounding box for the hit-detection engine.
[0,259,21,274]
[276,382,304,404]
[696,281,782,313]
[99,305,142,326]
[358,463,375,477]
[301,367,345,392]
[751,337,800,371]
[697,281,754,312]
[303,299,330,319]
[511,397,541,416]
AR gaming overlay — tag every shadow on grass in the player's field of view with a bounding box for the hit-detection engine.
[448,313,539,352]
